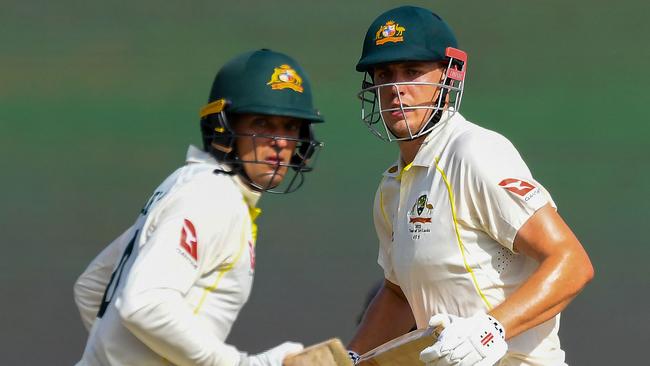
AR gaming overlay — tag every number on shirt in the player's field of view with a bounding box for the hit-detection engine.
[97,230,138,318]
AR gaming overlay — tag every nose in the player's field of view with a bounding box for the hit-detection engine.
[271,136,289,149]
[379,83,403,101]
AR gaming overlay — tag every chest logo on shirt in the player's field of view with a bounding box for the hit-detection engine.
[180,219,198,261]
[407,194,433,239]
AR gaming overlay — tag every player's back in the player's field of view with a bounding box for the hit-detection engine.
[76,147,250,366]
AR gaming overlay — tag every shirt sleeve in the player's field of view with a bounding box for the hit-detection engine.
[455,131,556,250]
[373,180,399,284]
[115,184,244,366]
[73,225,136,331]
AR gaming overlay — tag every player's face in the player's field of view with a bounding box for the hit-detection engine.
[372,61,446,138]
[233,114,302,189]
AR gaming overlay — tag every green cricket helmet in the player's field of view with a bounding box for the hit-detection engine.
[199,49,324,194]
[356,6,468,141]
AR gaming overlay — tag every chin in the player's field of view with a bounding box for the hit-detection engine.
[253,173,286,188]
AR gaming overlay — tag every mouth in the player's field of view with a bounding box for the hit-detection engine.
[388,103,413,117]
[262,154,284,165]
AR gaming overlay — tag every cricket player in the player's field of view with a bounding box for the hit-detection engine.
[346,6,594,366]
[73,49,324,366]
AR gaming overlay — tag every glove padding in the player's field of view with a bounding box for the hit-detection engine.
[242,341,303,366]
[420,313,507,366]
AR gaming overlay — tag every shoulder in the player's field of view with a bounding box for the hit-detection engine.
[159,164,246,222]
[448,119,522,168]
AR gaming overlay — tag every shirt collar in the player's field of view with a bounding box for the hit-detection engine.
[185,145,261,208]
[412,110,462,167]
[185,144,217,164]
[382,158,413,179]
[382,110,461,177]
[233,174,262,209]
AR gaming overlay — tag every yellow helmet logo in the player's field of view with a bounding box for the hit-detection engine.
[375,20,406,45]
[267,64,304,93]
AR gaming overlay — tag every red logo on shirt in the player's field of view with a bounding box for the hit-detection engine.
[409,217,432,223]
[180,219,198,261]
[248,241,256,270]
[498,178,536,196]
[481,331,495,346]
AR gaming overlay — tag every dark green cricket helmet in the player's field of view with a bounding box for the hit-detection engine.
[203,49,324,122]
[356,5,458,72]
[199,49,324,194]
[356,6,468,142]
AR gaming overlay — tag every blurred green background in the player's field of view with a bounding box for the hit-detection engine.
[1,0,648,364]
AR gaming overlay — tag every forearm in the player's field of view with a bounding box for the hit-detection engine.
[348,280,415,354]
[74,276,109,330]
[74,228,134,330]
[490,251,593,339]
[118,289,241,366]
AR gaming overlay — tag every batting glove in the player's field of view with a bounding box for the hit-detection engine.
[419,312,507,366]
[240,341,303,366]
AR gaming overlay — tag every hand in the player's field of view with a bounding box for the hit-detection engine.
[242,341,303,366]
[419,313,507,366]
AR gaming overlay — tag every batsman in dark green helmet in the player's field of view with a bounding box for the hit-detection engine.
[356,5,468,142]
[199,49,323,194]
[347,6,593,366]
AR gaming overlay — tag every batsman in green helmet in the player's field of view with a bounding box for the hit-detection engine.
[74,49,322,366]
[347,6,593,366]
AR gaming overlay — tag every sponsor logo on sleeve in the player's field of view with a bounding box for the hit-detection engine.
[179,219,198,261]
[498,178,541,201]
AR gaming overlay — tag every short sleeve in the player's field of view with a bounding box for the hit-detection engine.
[455,131,555,250]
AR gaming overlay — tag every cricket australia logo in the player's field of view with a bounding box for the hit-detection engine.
[375,20,406,45]
[267,64,304,93]
[407,194,433,240]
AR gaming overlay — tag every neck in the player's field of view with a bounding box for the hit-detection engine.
[398,135,427,165]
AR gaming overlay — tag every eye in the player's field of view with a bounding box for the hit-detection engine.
[406,68,421,77]
[374,70,389,82]
[251,119,269,129]
[285,121,301,133]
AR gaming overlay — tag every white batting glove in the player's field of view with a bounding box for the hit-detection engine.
[419,312,507,366]
[240,341,303,366]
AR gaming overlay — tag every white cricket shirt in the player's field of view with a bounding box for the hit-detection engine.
[374,112,566,365]
[74,145,260,366]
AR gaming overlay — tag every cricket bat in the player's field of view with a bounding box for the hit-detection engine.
[357,326,443,366]
[284,338,353,366]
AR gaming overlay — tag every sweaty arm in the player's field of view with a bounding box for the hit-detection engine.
[347,279,416,354]
[74,225,136,331]
[489,204,594,339]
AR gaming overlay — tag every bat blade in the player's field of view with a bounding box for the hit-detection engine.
[284,338,353,366]
[357,326,442,366]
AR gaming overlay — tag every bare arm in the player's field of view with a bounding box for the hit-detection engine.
[489,204,594,339]
[347,279,416,354]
